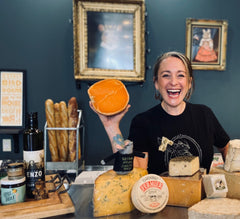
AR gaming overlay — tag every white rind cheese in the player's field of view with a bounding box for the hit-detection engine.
[210,166,240,199]
[131,174,169,213]
[202,174,228,198]
[169,156,200,176]
[224,139,240,172]
[188,198,240,218]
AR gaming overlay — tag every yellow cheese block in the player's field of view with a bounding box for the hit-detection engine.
[161,171,205,207]
[210,166,240,199]
[93,168,148,217]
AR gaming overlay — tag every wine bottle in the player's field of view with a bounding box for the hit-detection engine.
[23,112,44,198]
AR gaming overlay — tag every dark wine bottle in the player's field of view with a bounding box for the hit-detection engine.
[23,112,44,198]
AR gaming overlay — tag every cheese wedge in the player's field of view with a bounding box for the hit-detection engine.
[93,168,148,217]
[169,156,200,176]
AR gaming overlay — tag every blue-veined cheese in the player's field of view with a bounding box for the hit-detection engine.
[93,168,148,217]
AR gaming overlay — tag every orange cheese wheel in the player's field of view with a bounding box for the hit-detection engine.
[88,79,129,115]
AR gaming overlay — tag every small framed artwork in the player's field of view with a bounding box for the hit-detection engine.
[186,19,228,70]
[0,70,26,134]
[73,0,145,82]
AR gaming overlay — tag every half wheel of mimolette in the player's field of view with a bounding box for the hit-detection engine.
[88,79,129,115]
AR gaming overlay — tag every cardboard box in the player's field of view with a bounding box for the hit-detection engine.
[161,171,205,207]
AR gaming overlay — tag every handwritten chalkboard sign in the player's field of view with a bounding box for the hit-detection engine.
[0,70,26,134]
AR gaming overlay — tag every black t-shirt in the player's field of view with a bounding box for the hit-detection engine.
[128,102,230,174]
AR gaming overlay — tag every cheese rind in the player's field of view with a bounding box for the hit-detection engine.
[169,156,200,176]
[188,198,240,218]
[93,168,148,217]
[224,139,240,172]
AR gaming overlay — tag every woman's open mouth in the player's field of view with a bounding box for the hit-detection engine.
[167,89,181,97]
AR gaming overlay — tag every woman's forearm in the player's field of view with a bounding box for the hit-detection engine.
[104,125,125,153]
[218,142,229,161]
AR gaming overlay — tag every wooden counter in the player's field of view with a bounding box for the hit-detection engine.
[48,184,188,219]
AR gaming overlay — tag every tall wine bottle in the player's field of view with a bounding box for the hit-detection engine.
[23,112,44,198]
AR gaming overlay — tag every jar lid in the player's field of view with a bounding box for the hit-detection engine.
[1,176,26,185]
[8,162,24,169]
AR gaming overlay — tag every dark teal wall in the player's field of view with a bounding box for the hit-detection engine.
[0,0,240,164]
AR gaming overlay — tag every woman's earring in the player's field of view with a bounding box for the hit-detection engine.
[185,87,192,101]
[155,90,161,100]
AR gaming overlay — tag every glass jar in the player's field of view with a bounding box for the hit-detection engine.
[7,162,25,180]
[1,176,26,205]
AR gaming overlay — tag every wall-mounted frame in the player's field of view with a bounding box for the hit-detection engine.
[186,18,228,71]
[0,70,26,134]
[73,0,145,82]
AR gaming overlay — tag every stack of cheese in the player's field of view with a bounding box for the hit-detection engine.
[161,156,203,207]
[188,139,240,218]
[45,97,80,162]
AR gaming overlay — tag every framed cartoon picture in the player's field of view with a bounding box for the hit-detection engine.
[73,0,145,82]
[186,19,228,70]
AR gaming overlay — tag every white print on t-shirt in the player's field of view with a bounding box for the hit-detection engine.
[160,134,202,168]
[158,136,174,152]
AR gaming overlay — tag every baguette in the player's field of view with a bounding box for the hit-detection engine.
[59,101,69,161]
[68,97,80,161]
[54,103,68,161]
[45,99,59,161]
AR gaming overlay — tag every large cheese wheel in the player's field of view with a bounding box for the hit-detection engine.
[93,168,148,217]
[88,79,129,115]
[131,174,169,213]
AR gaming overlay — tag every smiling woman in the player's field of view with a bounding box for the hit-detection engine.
[153,51,194,104]
[154,56,192,115]
[90,51,230,175]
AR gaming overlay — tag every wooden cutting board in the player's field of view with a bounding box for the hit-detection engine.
[0,174,75,218]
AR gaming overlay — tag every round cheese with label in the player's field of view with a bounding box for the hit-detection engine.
[131,174,169,213]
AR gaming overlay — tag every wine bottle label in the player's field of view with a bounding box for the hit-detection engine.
[25,160,45,198]
[23,149,44,163]
[23,149,44,198]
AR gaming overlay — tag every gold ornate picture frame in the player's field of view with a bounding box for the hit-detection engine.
[186,19,228,71]
[73,0,145,82]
